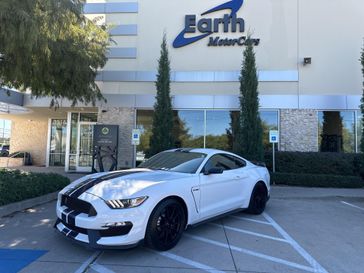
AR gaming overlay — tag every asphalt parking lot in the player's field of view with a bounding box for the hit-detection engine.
[0,186,363,273]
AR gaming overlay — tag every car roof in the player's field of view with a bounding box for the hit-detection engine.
[167,148,235,157]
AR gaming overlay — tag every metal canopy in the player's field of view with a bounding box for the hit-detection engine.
[0,88,24,106]
[0,88,30,115]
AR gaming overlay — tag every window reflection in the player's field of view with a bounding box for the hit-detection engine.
[175,110,204,148]
[49,119,67,166]
[260,111,279,151]
[80,113,98,122]
[136,110,153,163]
[67,112,98,171]
[136,109,280,161]
[206,111,231,151]
[357,111,362,152]
[0,119,11,145]
[318,111,355,153]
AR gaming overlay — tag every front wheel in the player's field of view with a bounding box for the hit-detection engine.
[247,183,268,215]
[145,199,186,251]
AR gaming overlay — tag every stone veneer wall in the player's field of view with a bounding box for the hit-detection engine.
[98,107,135,169]
[280,109,319,152]
[9,118,48,166]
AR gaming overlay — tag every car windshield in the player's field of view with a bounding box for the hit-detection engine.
[138,151,207,174]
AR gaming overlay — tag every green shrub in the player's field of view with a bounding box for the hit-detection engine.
[0,169,70,206]
[270,172,364,188]
[264,152,364,177]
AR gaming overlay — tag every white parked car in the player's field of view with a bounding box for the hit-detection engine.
[55,148,270,250]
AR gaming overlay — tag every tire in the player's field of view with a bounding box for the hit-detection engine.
[145,199,186,251]
[247,183,268,215]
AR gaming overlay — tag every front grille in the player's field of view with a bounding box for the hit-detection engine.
[61,219,88,235]
[61,195,97,216]
[59,219,133,237]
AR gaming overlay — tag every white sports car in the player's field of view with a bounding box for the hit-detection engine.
[55,148,270,250]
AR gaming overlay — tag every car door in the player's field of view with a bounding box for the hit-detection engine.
[199,153,247,220]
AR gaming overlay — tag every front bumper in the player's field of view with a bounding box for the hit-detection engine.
[55,193,150,249]
[54,218,142,249]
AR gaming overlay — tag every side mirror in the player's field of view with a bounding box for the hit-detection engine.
[204,167,224,175]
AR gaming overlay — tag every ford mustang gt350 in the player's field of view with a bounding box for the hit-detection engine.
[55,148,270,250]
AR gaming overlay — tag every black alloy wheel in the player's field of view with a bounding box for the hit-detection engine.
[145,199,186,251]
[247,183,267,215]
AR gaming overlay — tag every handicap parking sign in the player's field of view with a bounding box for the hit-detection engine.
[269,130,279,143]
[132,129,141,145]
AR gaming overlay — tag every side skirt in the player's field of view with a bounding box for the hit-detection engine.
[186,208,244,229]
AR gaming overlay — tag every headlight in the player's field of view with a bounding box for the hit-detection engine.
[105,196,148,209]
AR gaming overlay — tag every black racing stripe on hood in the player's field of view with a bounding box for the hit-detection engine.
[64,179,93,196]
[68,170,148,198]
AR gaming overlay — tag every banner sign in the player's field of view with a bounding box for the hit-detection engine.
[93,125,119,147]
[92,125,119,172]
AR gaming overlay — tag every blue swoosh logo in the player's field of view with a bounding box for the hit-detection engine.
[202,0,244,17]
[173,31,212,48]
[173,0,244,48]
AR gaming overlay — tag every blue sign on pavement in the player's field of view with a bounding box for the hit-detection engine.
[0,249,47,273]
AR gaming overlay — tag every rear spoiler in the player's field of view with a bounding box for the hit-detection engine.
[250,161,266,167]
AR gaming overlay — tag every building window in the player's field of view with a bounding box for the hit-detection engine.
[136,110,205,162]
[175,110,204,148]
[67,112,98,171]
[318,111,355,153]
[136,109,279,161]
[205,111,231,151]
[260,111,279,151]
[357,111,362,152]
[80,113,98,122]
[0,119,11,145]
[49,119,67,166]
[136,110,153,163]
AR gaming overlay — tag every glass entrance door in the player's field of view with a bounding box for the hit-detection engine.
[76,122,95,172]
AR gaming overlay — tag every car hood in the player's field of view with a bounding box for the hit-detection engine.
[81,169,191,200]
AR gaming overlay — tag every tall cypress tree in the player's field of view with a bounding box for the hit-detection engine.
[148,34,175,156]
[237,39,264,161]
[360,44,364,152]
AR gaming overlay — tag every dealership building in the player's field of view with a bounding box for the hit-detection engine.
[1,0,364,172]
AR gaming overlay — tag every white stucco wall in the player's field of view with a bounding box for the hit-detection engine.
[84,0,364,100]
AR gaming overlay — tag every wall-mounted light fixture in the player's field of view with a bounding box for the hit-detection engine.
[303,57,312,65]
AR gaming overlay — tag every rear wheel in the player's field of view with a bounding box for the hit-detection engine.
[145,199,186,251]
[247,183,268,215]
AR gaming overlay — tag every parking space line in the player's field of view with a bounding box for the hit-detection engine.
[209,223,289,243]
[185,234,316,273]
[263,213,328,273]
[153,250,226,273]
[229,215,272,226]
[341,201,364,211]
[90,263,116,273]
[74,251,102,273]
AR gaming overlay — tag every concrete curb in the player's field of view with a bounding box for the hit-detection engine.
[0,192,58,218]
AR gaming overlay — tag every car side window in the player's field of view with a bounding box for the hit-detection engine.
[203,154,244,172]
[223,154,246,169]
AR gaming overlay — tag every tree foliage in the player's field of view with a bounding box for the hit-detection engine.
[227,111,240,154]
[236,39,264,161]
[148,34,175,156]
[0,0,109,106]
